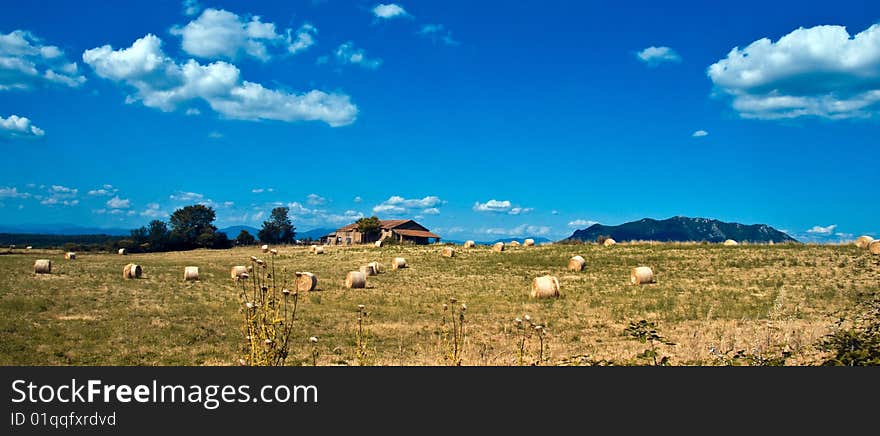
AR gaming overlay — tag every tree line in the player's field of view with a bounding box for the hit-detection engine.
[122,205,299,253]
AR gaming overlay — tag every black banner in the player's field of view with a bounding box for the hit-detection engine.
[2,366,876,434]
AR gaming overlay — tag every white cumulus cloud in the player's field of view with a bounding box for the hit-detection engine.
[0,30,86,91]
[106,196,131,209]
[306,193,327,206]
[373,195,444,216]
[171,8,283,61]
[82,34,358,126]
[708,23,880,119]
[182,0,201,16]
[0,114,45,138]
[692,130,709,137]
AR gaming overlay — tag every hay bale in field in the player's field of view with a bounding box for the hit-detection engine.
[391,257,407,270]
[26,246,32,250]
[64,252,76,260]
[33,259,51,274]
[118,248,127,255]
[183,266,199,281]
[230,265,248,279]
[261,244,269,253]
[768,240,775,246]
[368,261,382,274]
[630,266,654,285]
[870,240,880,255]
[345,271,366,289]
[524,238,535,247]
[442,247,455,258]
[855,235,874,249]
[360,264,377,276]
[509,241,520,247]
[530,275,560,298]
[493,242,505,252]
[568,255,586,271]
[374,240,383,247]
[295,272,317,292]
[123,263,142,279]
[464,240,475,248]
[723,239,738,246]
[310,245,325,254]
[603,238,616,246]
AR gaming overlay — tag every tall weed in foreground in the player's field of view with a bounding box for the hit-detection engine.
[439,298,467,365]
[238,251,299,366]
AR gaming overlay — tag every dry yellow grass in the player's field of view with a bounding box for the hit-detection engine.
[0,243,877,365]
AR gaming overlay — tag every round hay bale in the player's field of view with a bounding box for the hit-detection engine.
[26,246,32,250]
[391,257,407,270]
[493,242,505,252]
[442,247,455,258]
[374,240,383,247]
[123,263,142,279]
[310,245,325,255]
[603,238,616,246]
[464,240,475,248]
[368,261,382,274]
[524,238,535,247]
[855,235,874,249]
[230,265,248,279]
[345,271,366,289]
[261,244,269,253]
[568,255,586,271]
[869,240,880,255]
[530,276,560,298]
[184,266,199,281]
[509,241,520,247]
[631,266,654,285]
[33,259,51,274]
[64,252,76,260]
[723,239,738,246]
[295,272,317,292]
[360,264,377,276]
[118,248,127,255]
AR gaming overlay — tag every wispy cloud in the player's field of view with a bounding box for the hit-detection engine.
[807,224,837,235]
[636,46,681,66]
[418,24,459,46]
[333,41,382,70]
[692,130,709,137]
[473,199,532,215]
[372,4,409,20]
[0,30,86,91]
[373,195,444,216]
[568,219,597,227]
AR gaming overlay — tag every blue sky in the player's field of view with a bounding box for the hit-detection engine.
[1,0,879,242]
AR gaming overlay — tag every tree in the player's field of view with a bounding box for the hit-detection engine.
[236,229,256,246]
[147,220,169,251]
[169,204,219,249]
[259,207,296,244]
[356,216,382,242]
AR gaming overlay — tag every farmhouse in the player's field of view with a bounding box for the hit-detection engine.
[324,219,440,245]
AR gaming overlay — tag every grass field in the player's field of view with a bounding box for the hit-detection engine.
[1,243,878,366]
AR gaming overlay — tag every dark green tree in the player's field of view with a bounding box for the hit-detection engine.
[236,229,256,246]
[356,216,382,242]
[146,220,169,251]
[259,207,296,244]
[169,204,218,249]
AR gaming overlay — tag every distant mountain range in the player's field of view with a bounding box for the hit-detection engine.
[0,224,130,236]
[218,226,334,241]
[565,216,797,243]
